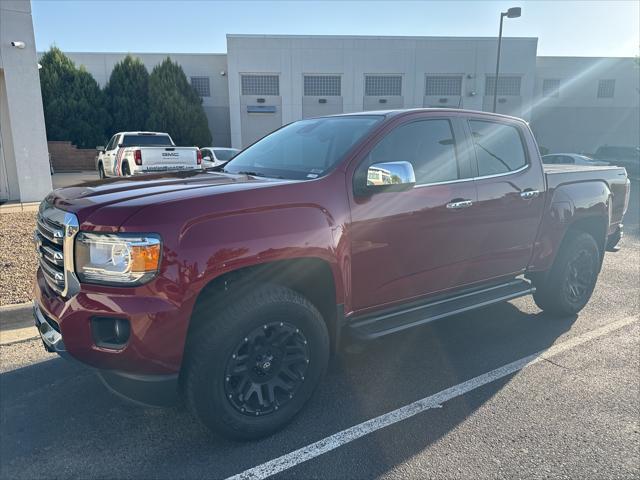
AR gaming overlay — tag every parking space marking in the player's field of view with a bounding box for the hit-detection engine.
[227,316,638,480]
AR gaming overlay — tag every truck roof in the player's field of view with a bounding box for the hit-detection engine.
[117,131,171,136]
[323,108,527,123]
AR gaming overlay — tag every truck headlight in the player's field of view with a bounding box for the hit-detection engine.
[75,233,161,285]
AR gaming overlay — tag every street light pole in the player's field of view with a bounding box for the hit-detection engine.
[492,7,521,113]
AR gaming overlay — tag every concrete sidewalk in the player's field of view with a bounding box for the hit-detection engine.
[0,303,37,345]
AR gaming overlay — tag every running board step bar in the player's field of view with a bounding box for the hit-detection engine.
[348,279,535,340]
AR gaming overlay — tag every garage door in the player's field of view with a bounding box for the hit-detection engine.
[240,74,283,147]
[363,75,404,111]
[302,75,343,118]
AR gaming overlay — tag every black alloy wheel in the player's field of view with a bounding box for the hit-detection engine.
[564,247,597,305]
[224,321,310,416]
[185,284,330,440]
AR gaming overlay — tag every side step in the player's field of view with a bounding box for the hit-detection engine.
[348,279,535,340]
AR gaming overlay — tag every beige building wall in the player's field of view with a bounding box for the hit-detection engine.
[0,0,52,202]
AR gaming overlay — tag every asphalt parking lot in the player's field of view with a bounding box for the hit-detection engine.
[1,183,638,480]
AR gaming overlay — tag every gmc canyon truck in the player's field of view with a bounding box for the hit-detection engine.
[96,131,201,178]
[34,109,630,440]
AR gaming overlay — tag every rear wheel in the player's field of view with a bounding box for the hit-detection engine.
[533,231,601,316]
[185,284,329,440]
[121,162,131,176]
[98,163,106,179]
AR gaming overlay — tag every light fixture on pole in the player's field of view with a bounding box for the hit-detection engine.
[492,7,521,113]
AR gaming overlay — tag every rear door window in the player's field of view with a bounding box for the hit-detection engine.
[468,120,527,176]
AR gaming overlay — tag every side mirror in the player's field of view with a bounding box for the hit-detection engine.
[96,146,105,152]
[117,143,124,148]
[359,161,416,195]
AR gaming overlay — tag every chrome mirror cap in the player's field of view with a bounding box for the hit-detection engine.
[365,161,416,191]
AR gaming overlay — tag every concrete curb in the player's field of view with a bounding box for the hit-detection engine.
[0,303,37,345]
[0,202,40,213]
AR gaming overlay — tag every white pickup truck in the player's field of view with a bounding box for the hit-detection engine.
[96,132,201,178]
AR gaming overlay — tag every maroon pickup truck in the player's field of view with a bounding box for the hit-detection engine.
[34,109,630,440]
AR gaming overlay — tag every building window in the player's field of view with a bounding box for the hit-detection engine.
[425,75,462,96]
[241,75,280,96]
[597,79,615,98]
[485,76,522,96]
[190,76,210,97]
[303,75,341,96]
[542,78,560,97]
[365,75,402,96]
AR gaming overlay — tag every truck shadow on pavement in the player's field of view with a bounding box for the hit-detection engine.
[0,300,577,479]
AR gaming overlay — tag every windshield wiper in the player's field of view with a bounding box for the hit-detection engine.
[233,170,285,179]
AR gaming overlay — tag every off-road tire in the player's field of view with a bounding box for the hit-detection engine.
[184,284,330,440]
[98,163,106,179]
[533,231,601,316]
[121,162,131,177]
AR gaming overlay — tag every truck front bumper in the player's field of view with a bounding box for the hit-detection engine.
[33,270,190,406]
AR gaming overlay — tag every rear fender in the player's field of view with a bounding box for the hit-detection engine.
[528,181,611,272]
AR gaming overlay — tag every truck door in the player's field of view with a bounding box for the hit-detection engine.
[465,117,545,281]
[103,135,118,175]
[348,114,479,312]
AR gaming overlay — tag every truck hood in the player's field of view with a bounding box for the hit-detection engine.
[48,170,295,228]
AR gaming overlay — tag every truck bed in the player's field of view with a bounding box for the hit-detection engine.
[544,163,630,227]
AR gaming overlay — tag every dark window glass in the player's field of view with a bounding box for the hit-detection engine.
[365,75,402,96]
[121,135,173,147]
[190,76,211,97]
[106,135,117,151]
[213,149,238,161]
[224,116,382,180]
[368,119,459,184]
[597,79,615,98]
[241,75,279,96]
[304,76,341,96]
[469,120,527,176]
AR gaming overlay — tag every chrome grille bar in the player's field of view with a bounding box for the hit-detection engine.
[35,201,80,297]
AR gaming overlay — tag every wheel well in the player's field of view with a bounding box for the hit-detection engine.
[188,258,339,350]
[568,216,608,256]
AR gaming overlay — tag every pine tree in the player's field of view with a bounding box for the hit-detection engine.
[39,47,109,148]
[147,57,212,147]
[105,55,150,133]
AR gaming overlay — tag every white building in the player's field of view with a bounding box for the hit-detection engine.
[1,23,638,203]
[0,0,51,203]
[532,56,639,153]
[226,34,539,147]
[55,35,639,155]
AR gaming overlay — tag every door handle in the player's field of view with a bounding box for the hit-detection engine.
[446,200,473,210]
[520,189,540,199]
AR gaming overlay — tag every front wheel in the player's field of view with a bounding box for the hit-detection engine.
[533,231,601,316]
[185,285,330,440]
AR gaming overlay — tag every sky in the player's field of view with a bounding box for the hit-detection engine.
[31,0,639,57]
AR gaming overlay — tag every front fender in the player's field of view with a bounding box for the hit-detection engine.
[528,181,611,272]
[176,204,345,303]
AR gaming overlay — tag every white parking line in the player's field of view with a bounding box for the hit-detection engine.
[227,316,638,480]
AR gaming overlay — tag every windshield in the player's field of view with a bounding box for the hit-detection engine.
[223,116,383,180]
[122,135,173,147]
[213,149,239,161]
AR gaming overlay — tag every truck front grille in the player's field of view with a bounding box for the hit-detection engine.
[34,202,80,297]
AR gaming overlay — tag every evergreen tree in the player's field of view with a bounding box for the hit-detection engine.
[105,55,150,133]
[147,57,212,146]
[39,47,109,148]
